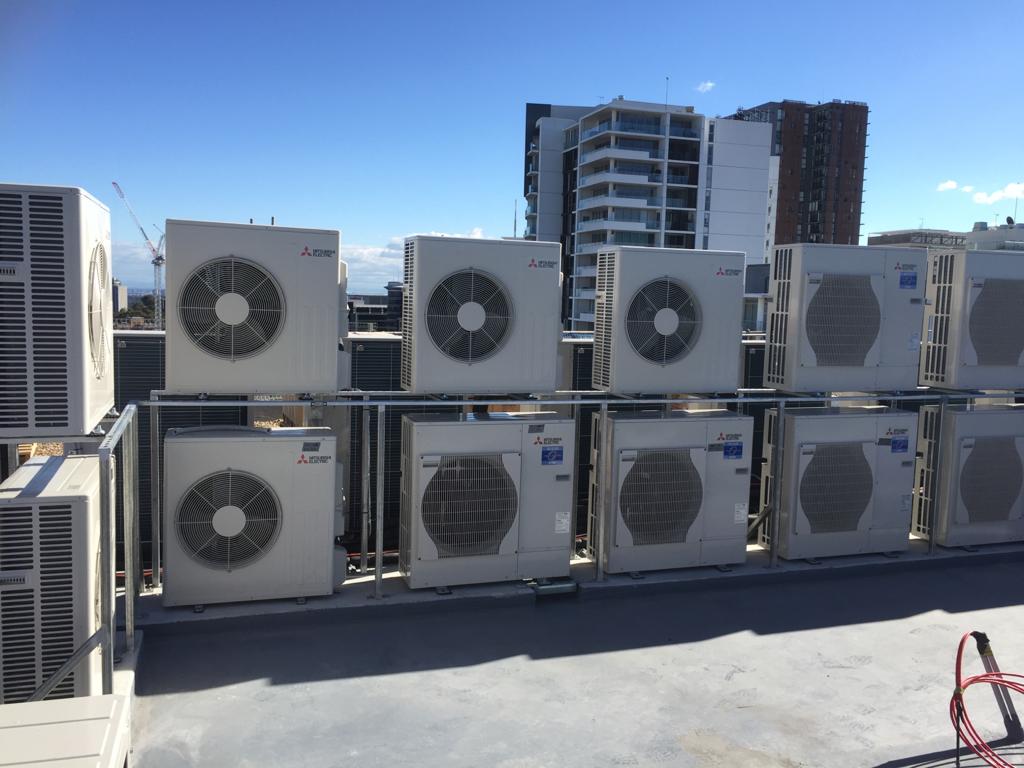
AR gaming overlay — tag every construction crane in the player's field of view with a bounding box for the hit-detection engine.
[111,181,166,329]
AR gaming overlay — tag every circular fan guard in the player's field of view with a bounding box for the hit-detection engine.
[425,268,512,363]
[178,257,286,361]
[625,278,701,365]
[88,243,109,379]
[175,469,281,571]
[619,450,703,545]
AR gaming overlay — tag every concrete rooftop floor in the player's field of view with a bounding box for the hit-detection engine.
[133,557,1024,767]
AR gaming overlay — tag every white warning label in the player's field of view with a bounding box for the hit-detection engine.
[554,508,571,534]
[735,502,748,524]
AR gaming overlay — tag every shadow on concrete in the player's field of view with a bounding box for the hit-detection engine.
[136,558,1024,696]
[874,742,1024,766]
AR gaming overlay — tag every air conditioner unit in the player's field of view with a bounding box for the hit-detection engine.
[165,220,343,394]
[913,404,1024,547]
[588,410,753,573]
[0,184,113,437]
[760,407,918,559]
[162,426,337,607]
[0,455,107,703]
[765,244,926,392]
[920,249,1024,390]
[400,236,562,393]
[399,413,574,588]
[592,247,745,394]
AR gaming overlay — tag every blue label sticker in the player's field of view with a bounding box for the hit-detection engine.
[899,271,918,289]
[723,442,744,459]
[891,437,909,454]
[541,446,564,465]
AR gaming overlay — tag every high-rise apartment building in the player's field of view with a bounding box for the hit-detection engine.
[729,99,868,249]
[524,98,771,330]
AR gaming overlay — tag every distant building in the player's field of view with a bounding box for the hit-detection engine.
[111,278,128,313]
[730,99,868,247]
[524,97,771,330]
[867,229,968,248]
[966,221,1024,251]
[348,281,402,331]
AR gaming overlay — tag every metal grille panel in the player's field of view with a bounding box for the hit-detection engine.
[804,274,880,366]
[0,191,24,262]
[799,443,873,533]
[38,505,75,700]
[400,240,415,388]
[968,278,1024,366]
[424,269,511,363]
[922,252,954,384]
[28,194,69,428]
[624,278,701,365]
[912,406,941,537]
[765,248,791,386]
[178,257,285,361]
[175,470,281,571]
[0,280,28,428]
[619,449,703,545]
[960,437,1024,523]
[420,454,517,558]
[592,252,615,389]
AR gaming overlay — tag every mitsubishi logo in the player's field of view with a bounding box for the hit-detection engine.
[528,258,537,268]
[296,453,309,464]
[300,246,312,257]
[715,266,742,277]
[716,267,724,276]
[533,435,544,445]
[894,262,916,271]
[717,432,726,441]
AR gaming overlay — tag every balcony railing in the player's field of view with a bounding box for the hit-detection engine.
[666,173,696,185]
[670,125,700,138]
[581,120,664,140]
[526,184,537,194]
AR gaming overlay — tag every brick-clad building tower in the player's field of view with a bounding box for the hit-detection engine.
[731,100,868,246]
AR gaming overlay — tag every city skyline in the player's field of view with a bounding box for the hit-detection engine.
[2,0,1021,291]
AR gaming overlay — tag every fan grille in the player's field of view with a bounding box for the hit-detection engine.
[425,269,512,363]
[960,437,1023,523]
[87,243,109,379]
[619,449,703,545]
[421,454,517,558]
[625,278,700,365]
[175,469,281,570]
[178,257,285,361]
[968,278,1024,366]
[805,274,881,366]
[799,443,873,533]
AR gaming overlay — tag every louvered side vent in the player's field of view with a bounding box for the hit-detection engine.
[959,437,1024,524]
[765,248,792,386]
[758,409,778,548]
[592,252,615,389]
[799,444,873,533]
[585,411,602,559]
[0,191,24,263]
[28,194,69,428]
[912,406,940,537]
[399,417,413,573]
[0,504,76,704]
[619,449,703,545]
[0,279,28,429]
[400,240,415,389]
[420,454,517,558]
[922,252,954,384]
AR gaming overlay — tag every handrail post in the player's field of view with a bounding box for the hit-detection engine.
[594,402,609,582]
[124,415,138,654]
[361,395,371,574]
[97,444,115,694]
[929,394,949,555]
[149,395,162,589]
[768,401,785,569]
[374,403,385,598]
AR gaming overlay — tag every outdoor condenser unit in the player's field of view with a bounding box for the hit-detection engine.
[591,247,745,394]
[0,184,114,438]
[399,413,575,589]
[913,404,1024,547]
[162,427,337,607]
[919,249,1024,390]
[588,409,754,573]
[760,407,918,560]
[400,236,562,393]
[765,244,926,392]
[165,220,344,394]
[0,455,107,703]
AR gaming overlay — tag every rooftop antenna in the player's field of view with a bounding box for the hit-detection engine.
[665,76,669,108]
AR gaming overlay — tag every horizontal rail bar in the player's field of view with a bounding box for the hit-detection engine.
[27,627,106,702]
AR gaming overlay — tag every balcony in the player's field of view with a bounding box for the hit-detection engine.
[581,119,664,141]
[526,184,537,195]
[576,265,597,278]
[576,241,610,254]
[579,145,663,165]
[577,216,657,233]
[573,288,596,301]
[669,125,700,139]
[526,164,538,175]
[577,194,661,211]
[579,169,662,188]
[525,204,537,216]
[666,173,697,185]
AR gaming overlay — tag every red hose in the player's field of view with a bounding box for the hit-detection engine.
[950,632,1024,767]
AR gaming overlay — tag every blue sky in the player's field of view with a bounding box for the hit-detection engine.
[2,0,1021,291]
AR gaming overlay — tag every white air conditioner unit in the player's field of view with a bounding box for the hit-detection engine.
[760,407,918,559]
[399,413,574,589]
[588,410,753,573]
[765,244,926,392]
[913,404,1024,547]
[920,249,1024,390]
[0,455,107,703]
[163,427,337,607]
[0,184,113,437]
[592,247,745,394]
[400,236,562,393]
[165,220,344,394]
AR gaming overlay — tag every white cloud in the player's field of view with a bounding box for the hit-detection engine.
[695,80,715,94]
[936,179,957,192]
[343,228,487,293]
[972,182,1024,205]
[960,185,974,193]
[112,240,157,288]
